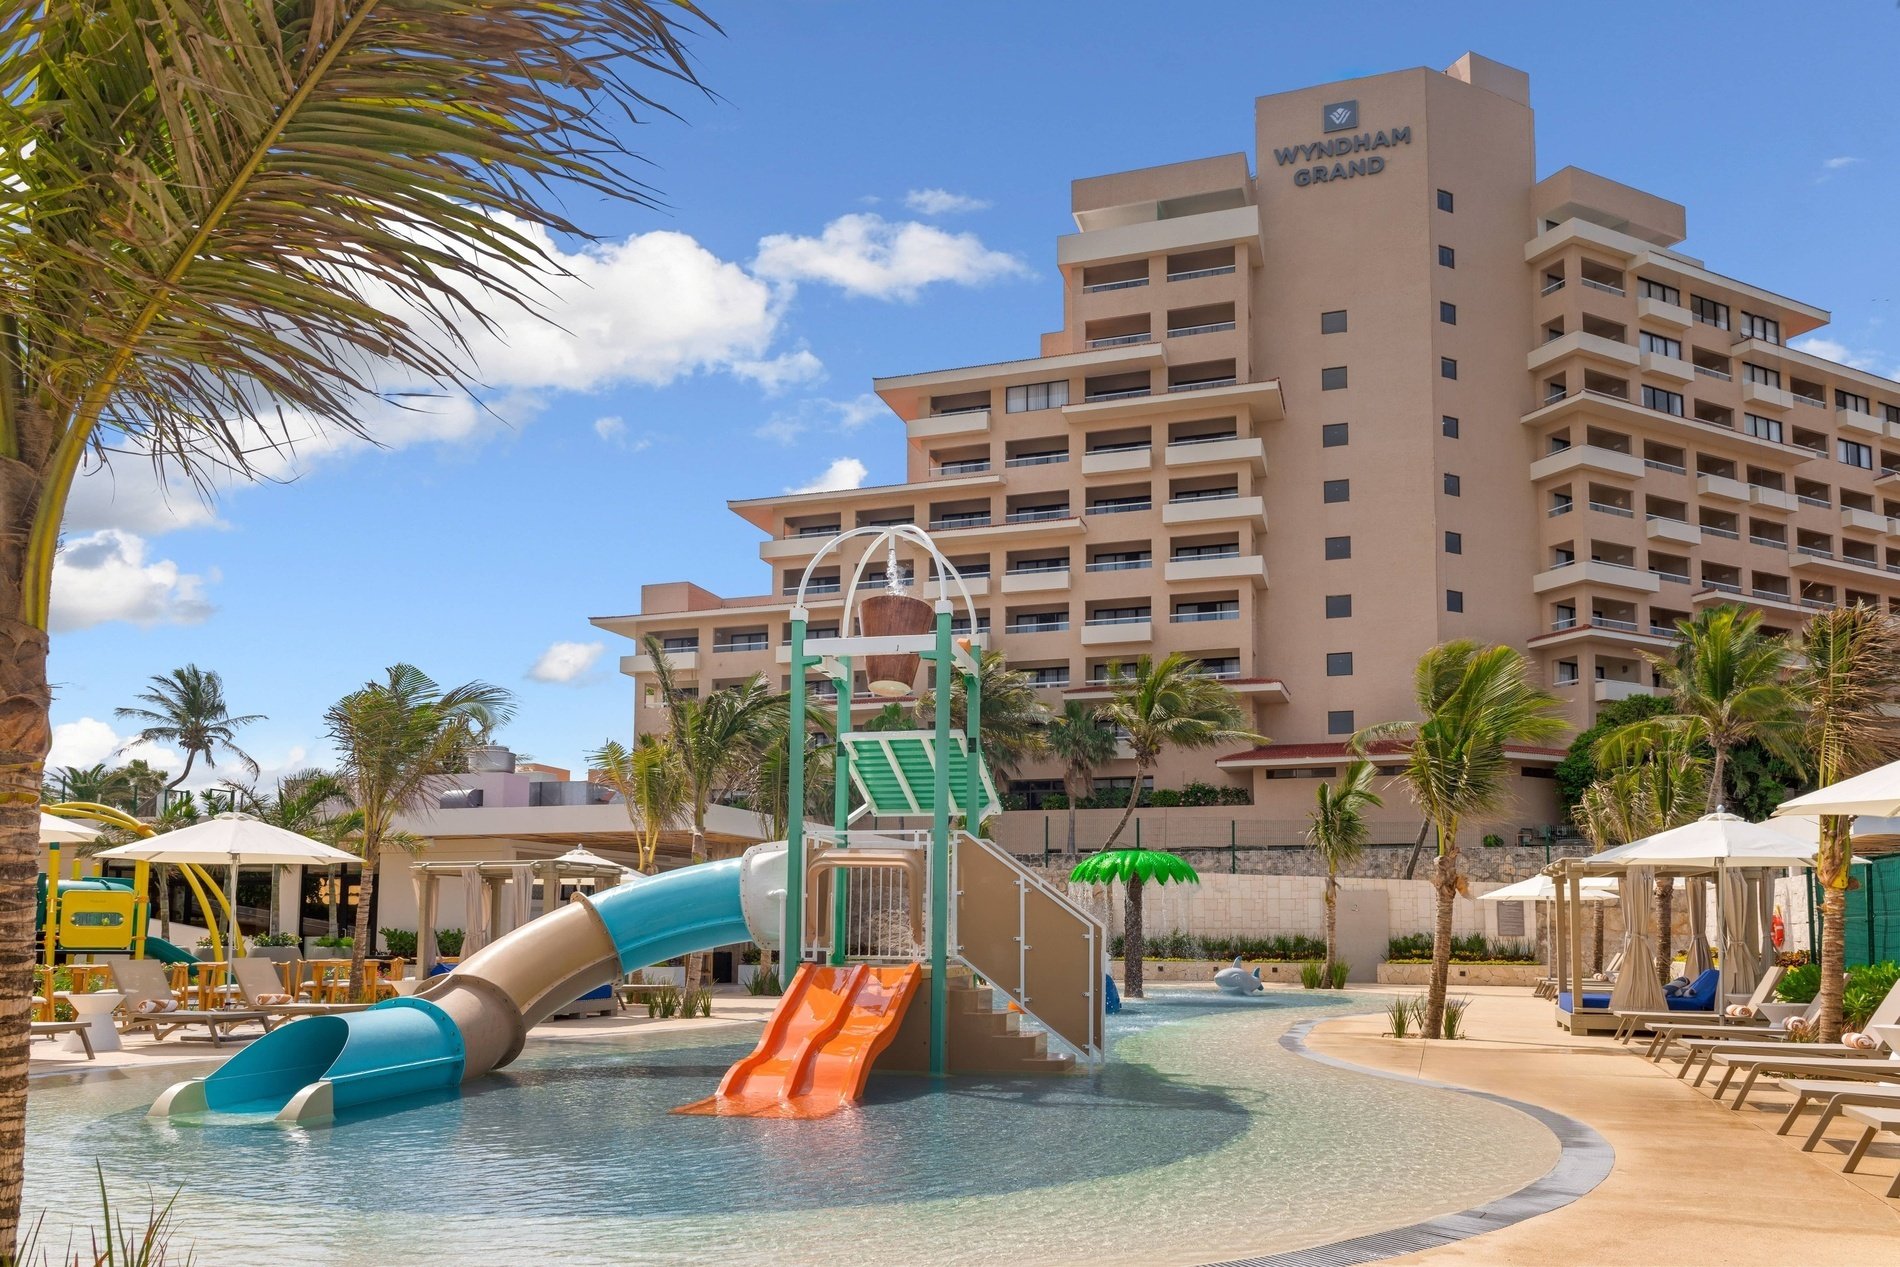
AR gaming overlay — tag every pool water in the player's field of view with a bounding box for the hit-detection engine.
[26,989,1557,1265]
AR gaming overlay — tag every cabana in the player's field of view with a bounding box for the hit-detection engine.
[1479,875,1620,998]
[410,844,635,975]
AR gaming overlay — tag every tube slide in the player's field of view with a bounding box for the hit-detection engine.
[151,843,786,1124]
[141,936,196,965]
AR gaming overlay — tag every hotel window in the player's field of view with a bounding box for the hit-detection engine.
[1436,189,1454,212]
[1437,245,1455,268]
[1691,295,1730,330]
[1322,423,1349,447]
[1439,301,1457,325]
[1325,594,1352,618]
[1640,332,1682,359]
[1321,366,1348,390]
[1324,535,1351,560]
[1642,385,1684,416]
[1326,652,1354,677]
[1323,479,1350,504]
[1885,403,1900,426]
[1005,380,1069,413]
[1743,363,1781,387]
[1739,312,1781,344]
[1744,413,1784,444]
[1639,279,1681,305]
[1838,389,1872,414]
[1443,473,1462,496]
[1321,310,1348,334]
[1442,415,1460,438]
[1445,531,1462,554]
[1440,357,1458,380]
[1446,589,1464,612]
[1327,710,1355,736]
[1840,439,1874,470]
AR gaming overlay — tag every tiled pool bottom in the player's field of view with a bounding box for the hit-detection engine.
[25,989,1558,1266]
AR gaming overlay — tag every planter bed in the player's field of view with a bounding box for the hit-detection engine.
[1377,962,1544,987]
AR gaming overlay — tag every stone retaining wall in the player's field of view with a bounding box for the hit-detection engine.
[1376,962,1546,987]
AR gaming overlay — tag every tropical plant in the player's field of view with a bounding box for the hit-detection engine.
[1044,702,1118,861]
[114,666,264,794]
[1575,766,1648,975]
[1305,759,1381,985]
[1297,961,1325,990]
[325,665,513,998]
[1384,994,1414,1037]
[1069,847,1199,998]
[589,737,691,874]
[916,648,1049,781]
[0,3,710,1251]
[1441,996,1473,1040]
[1551,693,1673,810]
[1843,962,1900,1031]
[41,764,133,808]
[1097,653,1264,851]
[748,706,839,844]
[1356,642,1567,1038]
[1776,962,1822,1004]
[1326,961,1350,989]
[1788,605,1900,1040]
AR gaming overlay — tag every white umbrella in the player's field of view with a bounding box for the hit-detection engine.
[39,812,101,845]
[1575,811,1824,872]
[1774,759,1900,819]
[93,813,357,956]
[1480,875,1620,902]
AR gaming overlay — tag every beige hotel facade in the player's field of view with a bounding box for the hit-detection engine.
[594,52,1900,842]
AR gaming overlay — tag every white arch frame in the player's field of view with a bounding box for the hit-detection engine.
[791,524,980,631]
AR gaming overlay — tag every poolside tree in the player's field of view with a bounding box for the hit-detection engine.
[325,667,514,998]
[1069,847,1199,999]
[1046,701,1119,860]
[1788,605,1900,1041]
[116,666,264,797]
[589,737,691,875]
[1305,759,1382,985]
[0,2,709,1247]
[917,648,1049,782]
[229,770,351,937]
[1576,767,1650,975]
[1356,642,1567,1038]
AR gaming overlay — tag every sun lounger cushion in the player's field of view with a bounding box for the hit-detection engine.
[1558,991,1612,1012]
[132,998,179,1014]
[254,993,293,1005]
[1665,969,1721,1011]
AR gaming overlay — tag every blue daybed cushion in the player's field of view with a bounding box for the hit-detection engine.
[1667,968,1721,1011]
[1556,991,1612,1012]
[576,983,612,1000]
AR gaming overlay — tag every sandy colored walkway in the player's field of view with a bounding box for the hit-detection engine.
[1304,987,1900,1264]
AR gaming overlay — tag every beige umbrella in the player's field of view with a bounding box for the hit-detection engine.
[39,812,102,845]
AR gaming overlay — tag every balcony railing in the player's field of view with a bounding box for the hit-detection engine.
[1028,675,1072,688]
[1752,588,1793,603]
[1086,500,1152,515]
[1082,277,1149,293]
[788,582,840,596]
[790,525,841,538]
[711,641,769,653]
[1167,433,1241,448]
[1693,366,1732,382]
[1169,489,1240,504]
[1086,332,1153,349]
[1703,579,1743,594]
[1540,279,1566,296]
[1005,564,1068,577]
[1167,377,1239,393]
[1792,392,1826,408]
[1797,494,1831,508]
[1084,387,1152,402]
[1085,558,1152,572]
[931,460,991,476]
[1644,458,1687,474]
[1003,620,1069,634]
[1551,617,1579,631]
[1167,265,1236,282]
[1172,550,1241,562]
[1005,452,1069,468]
[929,515,992,531]
[1085,614,1151,626]
[1006,507,1070,523]
[1650,570,1690,585]
[1587,500,1634,518]
[1171,609,1240,623]
[1580,277,1626,296]
[931,405,988,416]
[1797,545,1835,559]
[1594,616,1639,631]
[1087,441,1151,455]
[1700,525,1740,540]
[1167,321,1237,338]
[1548,503,1574,517]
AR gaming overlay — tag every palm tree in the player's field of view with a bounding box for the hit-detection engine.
[1357,642,1567,1038]
[1306,760,1382,984]
[589,738,691,874]
[646,637,787,988]
[325,666,514,998]
[1069,847,1199,999]
[231,770,349,937]
[1045,702,1118,860]
[1094,654,1262,993]
[1788,605,1900,1041]
[114,666,264,795]
[916,648,1050,782]
[41,764,131,807]
[0,5,708,1249]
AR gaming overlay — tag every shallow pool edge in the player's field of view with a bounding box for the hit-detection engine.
[1197,1014,1615,1267]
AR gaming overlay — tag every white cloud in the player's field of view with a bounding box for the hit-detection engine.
[527,640,605,684]
[48,529,215,633]
[46,717,183,776]
[753,213,1027,301]
[755,393,890,445]
[787,457,868,495]
[905,188,992,215]
[1823,156,1862,170]
[732,348,826,393]
[592,415,652,453]
[1790,335,1889,375]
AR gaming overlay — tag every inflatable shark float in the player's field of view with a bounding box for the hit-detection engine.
[1213,957,1264,995]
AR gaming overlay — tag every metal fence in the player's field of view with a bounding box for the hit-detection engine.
[1821,857,1900,967]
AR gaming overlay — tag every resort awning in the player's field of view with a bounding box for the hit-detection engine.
[39,813,102,845]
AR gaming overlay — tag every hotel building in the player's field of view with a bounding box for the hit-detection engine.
[594,52,1900,843]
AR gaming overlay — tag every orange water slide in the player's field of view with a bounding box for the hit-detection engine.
[675,963,921,1118]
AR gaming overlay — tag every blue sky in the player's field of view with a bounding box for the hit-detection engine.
[48,2,1900,788]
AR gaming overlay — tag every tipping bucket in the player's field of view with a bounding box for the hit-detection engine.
[859,591,933,695]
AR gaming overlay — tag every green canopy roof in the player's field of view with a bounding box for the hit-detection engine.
[840,730,1001,820]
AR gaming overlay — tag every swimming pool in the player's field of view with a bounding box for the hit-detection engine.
[25,989,1557,1265]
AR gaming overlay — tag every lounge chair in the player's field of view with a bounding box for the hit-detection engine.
[1644,991,1814,1062]
[1537,949,1621,1000]
[1617,966,1784,1044]
[1675,981,1900,1087]
[106,958,270,1046]
[1708,1052,1899,1110]
[30,1021,94,1059]
[229,957,371,1020]
[1773,1076,1900,1150]
[1838,1106,1900,1197]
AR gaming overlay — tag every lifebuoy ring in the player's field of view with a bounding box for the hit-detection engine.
[1772,909,1786,950]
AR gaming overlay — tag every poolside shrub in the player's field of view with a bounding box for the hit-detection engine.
[1384,996,1413,1037]
[1775,949,1811,968]
[1107,933,1328,962]
[1441,997,1473,1040]
[1776,963,1821,1004]
[15,1164,190,1266]
[378,928,418,958]
[1843,962,1900,1030]
[251,931,297,948]
[1326,961,1349,990]
[647,985,683,1018]
[1297,961,1325,989]
[1385,934,1536,964]
[435,928,466,957]
[692,989,714,1018]
[744,968,781,997]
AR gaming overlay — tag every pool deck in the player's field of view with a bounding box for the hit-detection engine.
[1305,986,1900,1264]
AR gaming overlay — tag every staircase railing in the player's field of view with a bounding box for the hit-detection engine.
[950,831,1105,1063]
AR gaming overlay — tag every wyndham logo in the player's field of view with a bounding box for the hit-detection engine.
[1322,100,1358,133]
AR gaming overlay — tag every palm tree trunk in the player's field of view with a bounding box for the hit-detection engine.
[1426,829,1457,1039]
[157,864,172,939]
[1818,814,1851,1042]
[268,864,280,938]
[326,865,340,939]
[348,840,378,1001]
[0,592,54,1260]
[683,808,709,993]
[1707,746,1727,812]
[1123,871,1146,999]
[1323,870,1338,984]
[1655,879,1674,984]
[1063,768,1079,861]
[1103,769,1145,851]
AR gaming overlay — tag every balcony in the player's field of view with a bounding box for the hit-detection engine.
[1085,332,1153,350]
[1742,381,1794,411]
[1532,560,1661,594]
[1637,296,1693,330]
[1521,391,1807,470]
[905,408,990,440]
[1080,616,1153,646]
[628,648,698,674]
[1000,566,1071,594]
[1645,516,1700,547]
[1086,498,1153,517]
[761,534,835,561]
[1640,351,1695,384]
[1056,202,1262,269]
[1080,446,1153,476]
[1002,619,1070,635]
[1164,435,1267,471]
[1164,554,1269,587]
[1696,473,1750,503]
[1594,679,1652,703]
[1062,377,1284,425]
[1842,507,1894,534]
[1748,485,1798,514]
[1528,444,1643,482]
[1162,493,1266,528]
[1837,406,1885,438]
[1526,331,1640,373]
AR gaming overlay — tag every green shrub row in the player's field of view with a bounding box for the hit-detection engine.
[1042,781,1252,810]
[1108,931,1327,961]
[1776,960,1899,1030]
[1385,933,1539,964]
[377,927,463,958]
